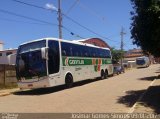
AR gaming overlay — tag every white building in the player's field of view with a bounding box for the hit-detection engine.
[8,53,17,65]
[0,41,17,65]
[0,48,17,65]
[0,41,4,50]
[0,49,17,64]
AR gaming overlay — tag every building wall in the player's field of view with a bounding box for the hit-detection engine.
[124,49,144,58]
[0,49,17,65]
[123,49,144,68]
[8,54,17,65]
[0,64,17,86]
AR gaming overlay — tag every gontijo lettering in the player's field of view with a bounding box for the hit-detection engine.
[69,59,84,65]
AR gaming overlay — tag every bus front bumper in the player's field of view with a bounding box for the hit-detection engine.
[17,78,50,89]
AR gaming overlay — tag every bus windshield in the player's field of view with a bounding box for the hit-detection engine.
[19,40,46,54]
[16,40,47,79]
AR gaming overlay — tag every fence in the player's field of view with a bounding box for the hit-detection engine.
[0,64,17,86]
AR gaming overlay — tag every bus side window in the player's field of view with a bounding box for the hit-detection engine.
[62,50,66,56]
[91,48,95,57]
[70,47,73,56]
[61,42,72,56]
[72,44,78,57]
[77,45,83,57]
[106,50,111,58]
[95,48,99,58]
[84,46,88,57]
[48,40,60,74]
[101,49,106,58]
[88,48,92,57]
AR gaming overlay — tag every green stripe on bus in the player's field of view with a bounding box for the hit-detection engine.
[62,57,112,66]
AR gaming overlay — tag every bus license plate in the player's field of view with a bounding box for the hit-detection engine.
[28,84,33,87]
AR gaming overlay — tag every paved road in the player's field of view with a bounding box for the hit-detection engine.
[0,64,159,113]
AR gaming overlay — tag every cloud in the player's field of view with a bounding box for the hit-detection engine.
[45,3,57,11]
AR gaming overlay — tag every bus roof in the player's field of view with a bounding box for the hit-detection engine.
[20,37,110,50]
[136,56,149,59]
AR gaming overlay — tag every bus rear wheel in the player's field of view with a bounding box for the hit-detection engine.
[105,70,108,79]
[101,70,106,80]
[65,74,73,88]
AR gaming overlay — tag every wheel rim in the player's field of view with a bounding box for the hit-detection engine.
[101,71,105,79]
[66,75,73,88]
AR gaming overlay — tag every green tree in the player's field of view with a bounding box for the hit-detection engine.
[130,0,160,57]
[111,48,124,64]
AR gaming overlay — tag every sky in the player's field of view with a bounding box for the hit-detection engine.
[0,0,137,50]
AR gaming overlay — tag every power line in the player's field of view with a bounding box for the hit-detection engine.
[11,0,118,43]
[12,0,55,12]
[0,17,52,25]
[0,8,84,39]
[77,1,108,26]
[11,0,84,39]
[62,26,85,39]
[123,43,131,50]
[66,0,80,15]
[62,13,118,42]
[0,9,57,26]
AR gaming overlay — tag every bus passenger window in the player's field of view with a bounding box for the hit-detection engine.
[48,40,60,74]
[70,47,73,56]
[62,50,66,56]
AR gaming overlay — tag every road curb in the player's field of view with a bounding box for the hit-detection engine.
[0,92,11,97]
[128,75,159,113]
[0,88,20,97]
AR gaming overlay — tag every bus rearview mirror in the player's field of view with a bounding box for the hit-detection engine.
[41,47,48,60]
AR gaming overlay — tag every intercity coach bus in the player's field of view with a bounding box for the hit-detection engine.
[16,38,113,89]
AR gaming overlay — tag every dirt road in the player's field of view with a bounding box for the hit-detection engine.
[0,64,159,113]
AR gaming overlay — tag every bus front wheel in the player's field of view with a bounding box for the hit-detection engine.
[65,74,73,88]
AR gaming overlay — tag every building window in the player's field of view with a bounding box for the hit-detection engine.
[0,53,2,56]
[6,52,12,56]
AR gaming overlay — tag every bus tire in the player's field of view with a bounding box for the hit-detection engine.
[105,69,108,79]
[65,74,73,88]
[101,70,105,80]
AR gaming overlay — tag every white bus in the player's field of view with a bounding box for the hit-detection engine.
[136,56,150,68]
[16,38,113,89]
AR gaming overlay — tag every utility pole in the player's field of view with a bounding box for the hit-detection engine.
[120,27,126,67]
[58,0,62,39]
